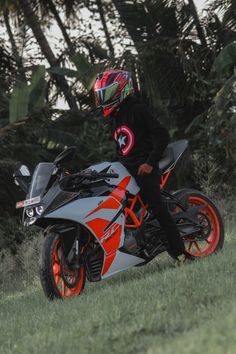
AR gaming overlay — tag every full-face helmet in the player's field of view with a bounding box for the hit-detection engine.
[94,69,134,117]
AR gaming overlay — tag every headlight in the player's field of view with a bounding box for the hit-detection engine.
[36,206,44,215]
[28,217,36,225]
[26,208,34,218]
[24,217,36,226]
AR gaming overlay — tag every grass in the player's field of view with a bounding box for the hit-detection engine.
[0,225,235,354]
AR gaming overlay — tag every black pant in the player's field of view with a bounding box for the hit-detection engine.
[127,167,185,258]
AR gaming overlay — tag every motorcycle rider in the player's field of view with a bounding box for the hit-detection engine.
[94,69,192,264]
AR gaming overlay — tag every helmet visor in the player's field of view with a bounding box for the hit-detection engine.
[95,82,119,105]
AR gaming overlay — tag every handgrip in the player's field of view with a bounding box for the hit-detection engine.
[94,173,119,178]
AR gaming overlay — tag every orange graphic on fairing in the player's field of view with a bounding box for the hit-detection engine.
[110,176,131,201]
[86,197,121,218]
[102,253,117,275]
[86,217,123,276]
[85,185,128,277]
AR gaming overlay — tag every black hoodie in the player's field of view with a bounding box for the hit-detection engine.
[111,97,170,170]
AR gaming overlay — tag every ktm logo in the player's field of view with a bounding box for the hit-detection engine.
[101,223,120,241]
[114,125,134,156]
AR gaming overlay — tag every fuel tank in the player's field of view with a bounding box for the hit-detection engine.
[88,161,140,196]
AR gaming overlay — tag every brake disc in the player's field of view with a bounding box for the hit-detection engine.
[193,212,212,241]
[60,255,81,288]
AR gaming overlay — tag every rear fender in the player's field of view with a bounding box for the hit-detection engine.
[172,189,191,210]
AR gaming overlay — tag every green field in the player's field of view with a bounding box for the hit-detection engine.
[0,225,235,354]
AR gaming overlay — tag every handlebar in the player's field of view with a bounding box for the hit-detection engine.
[60,171,119,190]
[75,172,119,179]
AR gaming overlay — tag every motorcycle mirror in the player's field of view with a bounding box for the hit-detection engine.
[53,146,77,166]
[13,165,31,193]
[19,165,31,177]
[14,165,31,179]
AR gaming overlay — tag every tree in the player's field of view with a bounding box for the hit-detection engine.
[112,0,156,51]
[37,0,76,54]
[3,9,25,77]
[18,0,79,111]
[96,0,114,55]
[187,0,207,47]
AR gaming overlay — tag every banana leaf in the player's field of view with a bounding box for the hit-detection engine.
[9,82,30,124]
[47,67,79,78]
[70,53,102,90]
[28,65,47,114]
[36,128,80,150]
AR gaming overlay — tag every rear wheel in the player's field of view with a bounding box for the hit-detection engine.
[39,233,86,300]
[173,189,224,257]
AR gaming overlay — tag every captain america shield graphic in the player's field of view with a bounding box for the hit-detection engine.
[114,125,135,155]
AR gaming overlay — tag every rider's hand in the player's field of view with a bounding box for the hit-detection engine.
[138,163,153,176]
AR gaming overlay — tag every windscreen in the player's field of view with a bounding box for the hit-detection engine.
[28,163,55,199]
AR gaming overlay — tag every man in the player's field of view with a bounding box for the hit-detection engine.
[94,69,192,264]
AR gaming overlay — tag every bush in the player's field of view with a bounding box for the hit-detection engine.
[0,217,39,253]
[0,230,43,292]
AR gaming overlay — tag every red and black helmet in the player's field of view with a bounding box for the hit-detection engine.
[94,69,134,117]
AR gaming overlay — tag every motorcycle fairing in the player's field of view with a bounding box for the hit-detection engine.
[101,250,144,279]
[45,195,122,233]
[88,161,140,196]
[45,195,144,276]
[87,212,143,278]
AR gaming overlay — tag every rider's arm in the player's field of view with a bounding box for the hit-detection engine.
[140,105,170,168]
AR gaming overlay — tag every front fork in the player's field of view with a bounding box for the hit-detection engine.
[64,225,83,269]
[45,224,83,269]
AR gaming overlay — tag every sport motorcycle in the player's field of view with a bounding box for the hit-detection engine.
[14,140,224,300]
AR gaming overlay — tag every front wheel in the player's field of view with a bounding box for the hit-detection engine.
[39,233,86,300]
[174,189,224,257]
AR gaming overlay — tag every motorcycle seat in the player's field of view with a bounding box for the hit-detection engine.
[159,139,188,174]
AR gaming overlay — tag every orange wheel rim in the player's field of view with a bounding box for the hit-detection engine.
[52,239,85,298]
[184,196,220,257]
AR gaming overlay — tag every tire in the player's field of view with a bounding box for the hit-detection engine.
[173,189,224,257]
[39,233,86,300]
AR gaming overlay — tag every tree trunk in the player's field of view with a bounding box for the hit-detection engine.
[46,0,75,54]
[188,0,207,47]
[18,0,78,111]
[112,0,156,52]
[96,0,114,55]
[3,7,26,80]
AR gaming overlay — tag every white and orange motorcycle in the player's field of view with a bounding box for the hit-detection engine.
[14,140,224,300]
